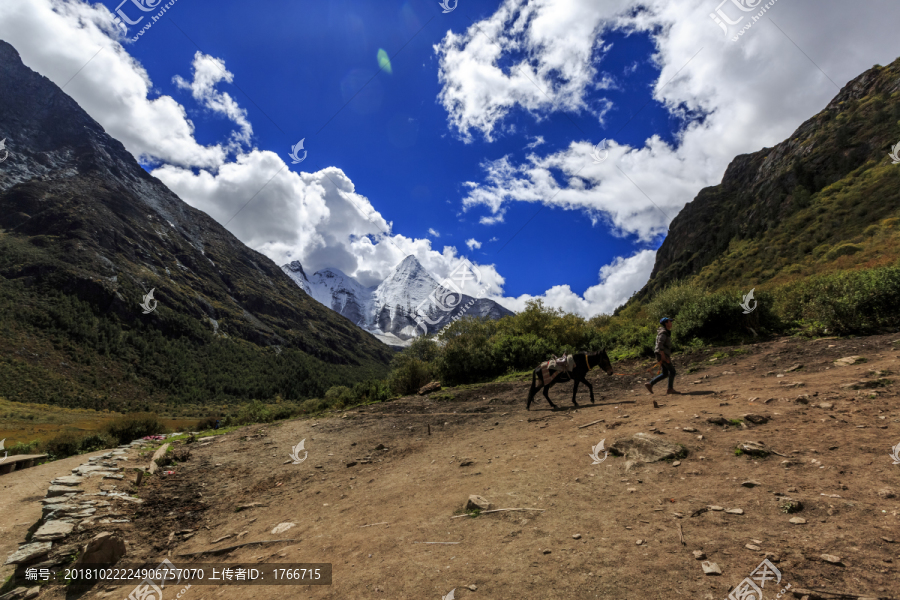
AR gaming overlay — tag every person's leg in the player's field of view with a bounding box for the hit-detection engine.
[668,364,676,389]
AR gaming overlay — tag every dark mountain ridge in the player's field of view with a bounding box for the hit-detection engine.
[633,57,900,304]
[0,40,392,410]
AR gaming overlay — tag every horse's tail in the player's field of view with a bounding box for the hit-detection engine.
[527,369,537,409]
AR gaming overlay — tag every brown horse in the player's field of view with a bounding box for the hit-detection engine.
[526,351,613,410]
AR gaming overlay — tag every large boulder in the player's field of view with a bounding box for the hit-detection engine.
[418,381,442,395]
[148,443,169,475]
[466,495,492,511]
[72,532,126,567]
[609,433,686,463]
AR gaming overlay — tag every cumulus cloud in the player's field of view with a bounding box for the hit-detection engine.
[428,228,440,237]
[0,0,228,169]
[173,51,253,146]
[492,250,656,318]
[465,238,482,250]
[440,0,900,242]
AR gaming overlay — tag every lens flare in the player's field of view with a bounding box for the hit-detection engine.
[377,49,392,75]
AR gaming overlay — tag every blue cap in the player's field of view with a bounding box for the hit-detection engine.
[660,317,674,324]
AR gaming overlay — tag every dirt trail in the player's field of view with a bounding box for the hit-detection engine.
[10,334,900,600]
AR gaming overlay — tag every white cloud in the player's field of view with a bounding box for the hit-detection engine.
[173,51,253,146]
[428,228,440,237]
[492,250,656,318]
[525,135,545,149]
[0,0,229,169]
[465,238,482,250]
[440,0,900,241]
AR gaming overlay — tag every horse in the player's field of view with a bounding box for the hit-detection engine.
[526,350,613,410]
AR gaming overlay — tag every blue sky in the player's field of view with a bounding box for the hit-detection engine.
[129,0,673,297]
[3,0,899,316]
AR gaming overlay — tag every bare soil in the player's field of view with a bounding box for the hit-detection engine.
[6,334,900,600]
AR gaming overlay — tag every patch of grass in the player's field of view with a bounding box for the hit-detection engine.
[728,419,743,427]
[734,447,744,456]
[430,393,457,402]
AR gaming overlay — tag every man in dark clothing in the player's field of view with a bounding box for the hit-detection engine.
[645,317,681,396]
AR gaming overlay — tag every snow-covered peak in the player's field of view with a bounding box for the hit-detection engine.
[280,261,310,294]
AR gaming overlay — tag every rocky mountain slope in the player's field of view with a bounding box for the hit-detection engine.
[282,255,515,345]
[0,40,392,410]
[633,57,900,303]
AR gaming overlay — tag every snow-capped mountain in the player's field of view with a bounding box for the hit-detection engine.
[281,255,515,346]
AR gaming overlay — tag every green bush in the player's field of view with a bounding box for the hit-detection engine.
[233,400,272,425]
[103,412,167,445]
[42,433,84,460]
[6,440,41,456]
[324,385,355,409]
[388,357,434,395]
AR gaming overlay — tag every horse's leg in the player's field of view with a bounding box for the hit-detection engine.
[582,376,595,403]
[543,381,558,410]
[527,370,540,410]
[571,378,580,407]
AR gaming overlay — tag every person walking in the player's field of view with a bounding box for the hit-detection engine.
[645,317,680,398]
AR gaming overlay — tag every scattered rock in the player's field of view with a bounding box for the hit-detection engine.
[841,379,891,390]
[271,522,296,535]
[741,481,761,488]
[51,475,83,486]
[458,458,475,467]
[211,534,234,544]
[375,444,387,451]
[877,488,896,499]
[785,364,803,372]
[745,544,761,551]
[708,506,724,511]
[701,561,721,575]
[737,441,771,457]
[346,461,358,468]
[725,508,744,515]
[467,584,477,591]
[72,532,126,567]
[789,517,807,524]
[743,414,769,425]
[834,356,865,366]
[542,549,551,555]
[236,503,263,511]
[572,534,582,540]
[636,539,643,545]
[722,371,736,375]
[47,485,82,498]
[672,461,681,467]
[692,550,706,560]
[466,495,492,511]
[4,542,52,565]
[608,433,686,463]
[682,427,697,433]
[418,381,442,395]
[820,554,843,565]
[706,417,729,426]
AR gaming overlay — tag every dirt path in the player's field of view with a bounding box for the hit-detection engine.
[12,334,900,600]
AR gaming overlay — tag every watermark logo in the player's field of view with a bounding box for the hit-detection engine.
[0,439,7,463]
[413,259,486,336]
[289,139,307,164]
[439,0,458,13]
[710,0,779,41]
[140,288,158,314]
[590,140,609,163]
[112,0,180,43]
[890,441,900,465]
[889,141,900,165]
[442,589,456,600]
[740,288,757,314]
[726,558,790,600]
[589,439,608,465]
[127,558,189,600]
[0,138,8,163]
[289,439,308,464]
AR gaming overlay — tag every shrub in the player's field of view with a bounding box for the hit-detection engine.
[103,412,167,445]
[324,385,355,409]
[388,358,434,395]
[42,432,83,460]
[234,400,272,425]
[6,440,41,456]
